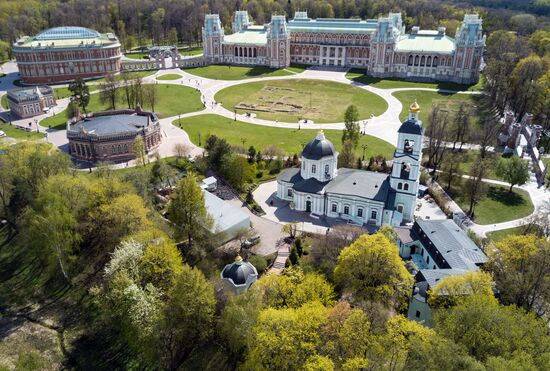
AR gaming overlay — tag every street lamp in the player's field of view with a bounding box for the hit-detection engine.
[361,144,368,160]
[34,118,39,133]
[362,120,367,135]
[240,137,247,147]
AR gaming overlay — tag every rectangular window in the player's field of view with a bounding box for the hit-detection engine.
[357,208,363,217]
[344,206,350,215]
[311,164,316,174]
[287,189,293,197]
[415,311,420,318]
[331,203,337,213]
[371,210,377,219]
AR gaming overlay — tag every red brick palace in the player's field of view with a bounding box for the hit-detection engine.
[13,26,122,84]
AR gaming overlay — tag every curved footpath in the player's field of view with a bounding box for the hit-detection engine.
[0,61,540,236]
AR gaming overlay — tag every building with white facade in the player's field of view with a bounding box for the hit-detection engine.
[276,102,423,227]
[396,219,488,326]
[203,11,485,84]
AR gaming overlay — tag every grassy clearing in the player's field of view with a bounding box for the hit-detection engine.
[215,78,388,124]
[176,114,395,158]
[0,122,44,140]
[183,65,294,80]
[179,47,203,56]
[42,84,202,130]
[1,94,7,109]
[486,226,527,242]
[285,64,308,74]
[156,74,183,81]
[454,183,533,225]
[392,90,478,123]
[346,69,484,91]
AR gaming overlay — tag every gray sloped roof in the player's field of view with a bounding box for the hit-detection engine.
[221,261,258,285]
[398,118,423,135]
[325,168,390,202]
[277,167,301,183]
[302,136,337,160]
[418,268,470,289]
[416,219,488,270]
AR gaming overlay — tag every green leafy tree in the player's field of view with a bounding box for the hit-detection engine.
[161,265,216,369]
[221,154,255,191]
[342,105,360,148]
[495,156,530,193]
[168,173,213,248]
[337,139,357,168]
[68,77,91,113]
[334,233,413,310]
[428,271,495,309]
[133,136,147,166]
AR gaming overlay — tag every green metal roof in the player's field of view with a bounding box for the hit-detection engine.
[224,28,267,45]
[14,27,119,49]
[395,32,455,54]
[288,18,378,34]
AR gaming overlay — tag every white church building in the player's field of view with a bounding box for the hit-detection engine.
[277,102,423,227]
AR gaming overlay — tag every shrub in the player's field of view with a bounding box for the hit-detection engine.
[249,255,268,274]
[256,171,263,178]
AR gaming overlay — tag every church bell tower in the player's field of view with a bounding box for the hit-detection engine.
[390,101,424,222]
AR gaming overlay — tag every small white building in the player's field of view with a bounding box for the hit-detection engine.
[203,191,250,243]
[276,102,424,227]
[201,176,218,191]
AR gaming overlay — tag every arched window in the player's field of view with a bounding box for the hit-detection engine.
[343,205,350,215]
[398,183,403,190]
[234,47,238,56]
[254,48,257,58]
[427,56,432,66]
[433,56,438,67]
[325,164,329,174]
[397,204,404,213]
[312,164,316,174]
[414,55,419,66]
[239,47,243,57]
[357,208,363,218]
[244,48,247,57]
[420,56,425,66]
[404,184,409,191]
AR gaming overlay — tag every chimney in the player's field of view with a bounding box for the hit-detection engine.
[504,110,515,126]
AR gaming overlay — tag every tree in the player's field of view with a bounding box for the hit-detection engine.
[509,55,546,116]
[133,136,147,166]
[495,156,530,193]
[221,154,255,191]
[428,271,495,309]
[121,72,136,108]
[168,27,178,46]
[337,140,356,168]
[342,105,360,148]
[173,143,191,162]
[143,83,158,112]
[451,103,470,150]
[168,173,213,248]
[151,154,178,187]
[68,77,90,113]
[243,302,328,370]
[99,74,119,110]
[161,265,216,369]
[440,153,464,191]
[463,156,489,217]
[247,146,257,163]
[488,234,550,314]
[334,233,414,310]
[425,105,450,173]
[434,294,550,364]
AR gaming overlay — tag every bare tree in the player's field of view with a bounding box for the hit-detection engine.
[425,105,450,173]
[99,74,119,110]
[144,83,158,112]
[173,143,191,160]
[463,156,489,217]
[133,75,144,108]
[440,152,464,191]
[121,72,135,109]
[338,140,357,168]
[451,102,470,151]
[476,116,500,159]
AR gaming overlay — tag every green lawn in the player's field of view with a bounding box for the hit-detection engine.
[455,183,533,225]
[215,79,388,123]
[176,114,395,158]
[183,65,294,80]
[486,226,527,242]
[42,84,203,130]
[346,69,484,91]
[1,95,8,109]
[285,64,308,74]
[156,74,183,81]
[179,47,203,56]
[0,122,45,140]
[54,86,100,100]
[392,90,478,123]
[88,70,156,83]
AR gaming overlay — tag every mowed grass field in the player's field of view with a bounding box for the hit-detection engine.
[454,183,533,225]
[183,65,295,80]
[215,79,388,123]
[346,69,484,91]
[176,114,395,158]
[392,90,478,123]
[156,74,183,81]
[0,122,45,140]
[41,84,203,130]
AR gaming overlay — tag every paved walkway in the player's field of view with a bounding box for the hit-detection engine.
[268,243,290,275]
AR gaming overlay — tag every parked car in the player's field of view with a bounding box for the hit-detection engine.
[243,235,261,248]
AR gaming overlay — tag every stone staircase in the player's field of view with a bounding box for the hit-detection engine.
[268,243,290,274]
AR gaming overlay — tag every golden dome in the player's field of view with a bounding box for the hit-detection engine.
[409,100,420,113]
[235,255,243,262]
